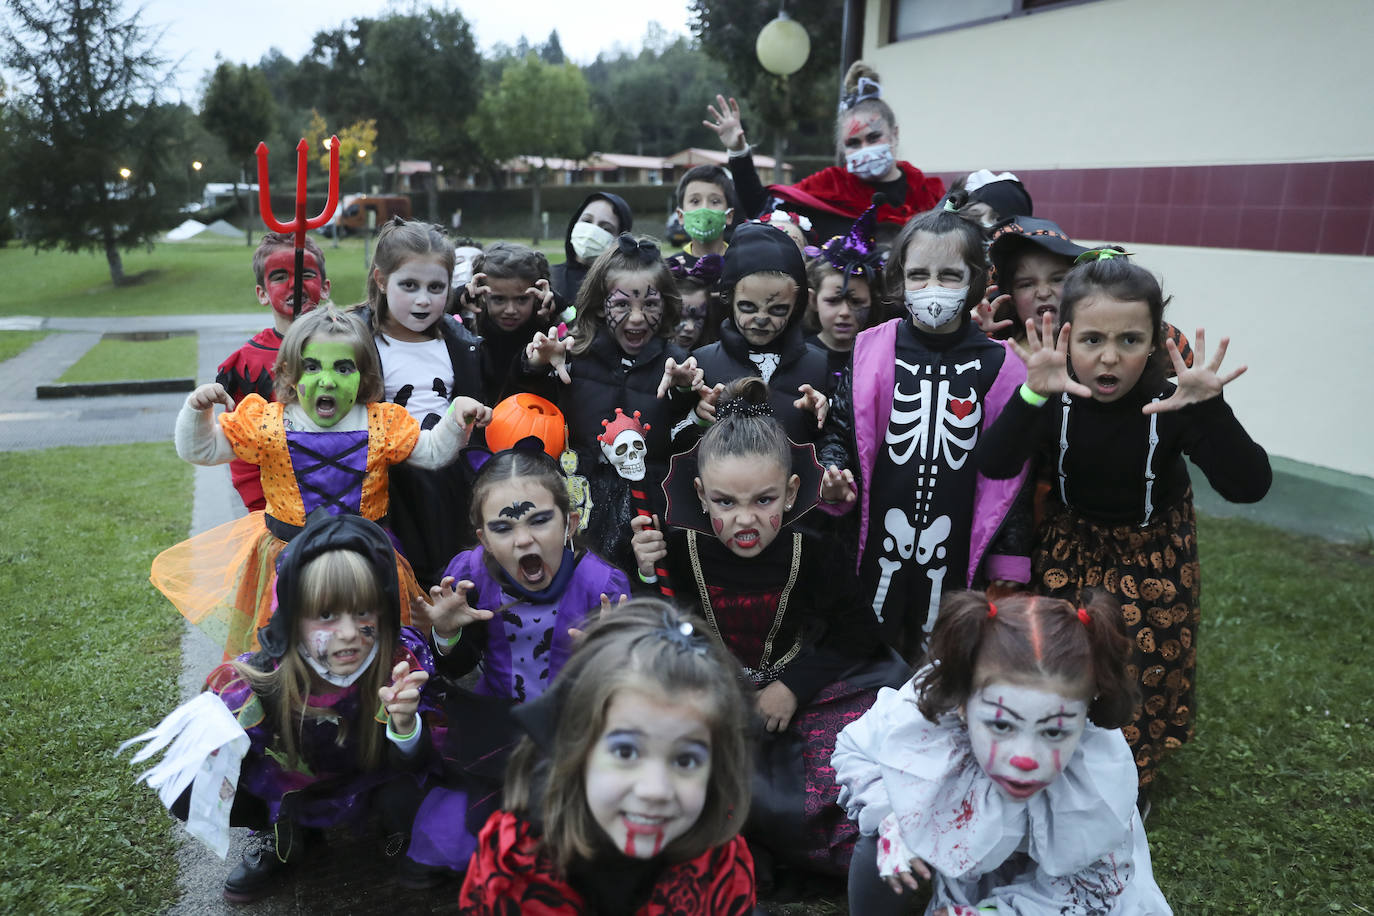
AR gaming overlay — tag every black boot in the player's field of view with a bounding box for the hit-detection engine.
[223,821,305,904]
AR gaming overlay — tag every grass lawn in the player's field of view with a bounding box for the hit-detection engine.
[0,443,191,916]
[1,433,1368,916]
[0,329,47,363]
[57,333,197,383]
[0,235,567,319]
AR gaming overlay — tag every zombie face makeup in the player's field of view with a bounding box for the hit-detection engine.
[476,479,570,592]
[673,289,711,349]
[694,454,799,558]
[602,269,665,355]
[1067,294,1154,403]
[298,606,380,680]
[483,276,539,332]
[585,686,712,860]
[257,250,328,327]
[964,670,1090,801]
[731,273,798,348]
[295,336,361,427]
[813,273,870,351]
[378,256,449,342]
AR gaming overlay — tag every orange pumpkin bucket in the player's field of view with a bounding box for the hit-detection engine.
[485,393,567,457]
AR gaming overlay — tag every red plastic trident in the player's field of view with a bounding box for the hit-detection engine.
[255,136,340,317]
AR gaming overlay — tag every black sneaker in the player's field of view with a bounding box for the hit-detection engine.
[395,855,450,891]
[222,824,303,904]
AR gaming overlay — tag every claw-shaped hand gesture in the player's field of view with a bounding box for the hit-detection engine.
[411,577,494,645]
[188,383,235,413]
[657,356,705,398]
[1142,328,1246,415]
[526,325,572,384]
[971,284,1014,336]
[693,382,726,424]
[379,659,430,736]
[1009,311,1091,400]
[528,278,556,321]
[821,465,856,504]
[793,383,829,428]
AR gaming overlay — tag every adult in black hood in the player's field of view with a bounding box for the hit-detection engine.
[550,191,633,306]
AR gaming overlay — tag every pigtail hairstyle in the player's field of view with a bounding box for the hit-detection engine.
[883,207,989,315]
[365,217,455,338]
[1059,253,1171,386]
[916,590,1138,729]
[273,304,384,406]
[697,377,790,474]
[502,599,754,873]
[569,234,682,356]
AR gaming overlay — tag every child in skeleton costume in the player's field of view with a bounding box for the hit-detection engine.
[690,221,835,448]
[152,305,490,659]
[820,204,1032,662]
[833,591,1171,915]
[216,232,331,511]
[631,378,908,877]
[127,513,447,903]
[404,442,631,875]
[524,233,704,574]
[977,252,1270,791]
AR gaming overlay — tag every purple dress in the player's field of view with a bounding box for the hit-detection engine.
[407,548,630,871]
[207,627,442,829]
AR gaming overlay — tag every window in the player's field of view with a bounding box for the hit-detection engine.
[890,0,1098,41]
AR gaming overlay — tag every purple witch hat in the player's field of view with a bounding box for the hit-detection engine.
[821,194,885,294]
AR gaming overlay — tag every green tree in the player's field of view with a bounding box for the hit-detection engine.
[689,0,841,160]
[540,29,566,65]
[363,8,480,219]
[1,0,184,284]
[475,54,593,244]
[200,60,276,244]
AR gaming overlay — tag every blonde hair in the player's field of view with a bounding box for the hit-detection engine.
[502,600,753,872]
[273,304,384,405]
[230,549,397,772]
[835,61,898,159]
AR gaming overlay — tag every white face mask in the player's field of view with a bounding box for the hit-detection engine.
[570,221,615,262]
[904,286,967,329]
[845,143,895,181]
[296,641,379,688]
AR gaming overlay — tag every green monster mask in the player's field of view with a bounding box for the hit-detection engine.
[296,338,361,427]
[681,207,729,243]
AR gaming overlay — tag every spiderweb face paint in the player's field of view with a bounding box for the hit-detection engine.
[603,270,665,355]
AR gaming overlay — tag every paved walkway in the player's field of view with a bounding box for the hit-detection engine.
[0,314,461,914]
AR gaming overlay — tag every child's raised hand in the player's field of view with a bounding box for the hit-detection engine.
[464,271,492,308]
[703,94,747,153]
[568,592,628,641]
[527,278,556,321]
[526,325,572,384]
[380,659,430,736]
[1010,311,1092,400]
[449,396,492,429]
[876,812,932,895]
[693,382,726,423]
[187,383,234,413]
[756,680,798,732]
[971,284,1014,336]
[412,577,493,642]
[630,514,667,579]
[1142,328,1246,415]
[793,383,829,428]
[821,465,856,505]
[657,356,705,398]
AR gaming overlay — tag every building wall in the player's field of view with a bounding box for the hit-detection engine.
[863,0,1374,479]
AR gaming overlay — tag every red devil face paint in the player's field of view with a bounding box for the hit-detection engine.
[258,250,327,326]
[603,269,665,355]
[585,686,712,861]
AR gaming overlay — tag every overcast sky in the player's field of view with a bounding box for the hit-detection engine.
[136,0,694,102]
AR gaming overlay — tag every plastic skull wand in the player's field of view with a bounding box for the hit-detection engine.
[256,136,341,317]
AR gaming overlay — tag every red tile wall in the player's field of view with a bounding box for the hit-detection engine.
[938,161,1374,256]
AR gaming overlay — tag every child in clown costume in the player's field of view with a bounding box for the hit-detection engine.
[152,304,490,659]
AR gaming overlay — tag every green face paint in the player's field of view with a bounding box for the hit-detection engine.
[296,337,361,427]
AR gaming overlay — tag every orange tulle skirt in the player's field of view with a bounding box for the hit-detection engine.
[150,512,421,660]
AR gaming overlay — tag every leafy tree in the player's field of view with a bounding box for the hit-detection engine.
[201,60,276,244]
[540,30,566,65]
[1,0,184,284]
[363,8,480,219]
[689,0,841,161]
[475,54,593,244]
[303,110,377,183]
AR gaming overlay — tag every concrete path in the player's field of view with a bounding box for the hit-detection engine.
[0,314,461,913]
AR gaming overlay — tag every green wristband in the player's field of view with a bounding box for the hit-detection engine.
[433,627,462,649]
[1018,383,1049,407]
[637,568,659,584]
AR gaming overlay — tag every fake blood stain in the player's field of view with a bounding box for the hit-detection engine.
[624,822,664,857]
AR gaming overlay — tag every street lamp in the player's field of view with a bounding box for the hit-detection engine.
[756,5,810,76]
[191,160,203,172]
[118,167,132,179]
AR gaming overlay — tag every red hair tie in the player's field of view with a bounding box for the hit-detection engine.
[1077,607,1091,626]
[987,601,998,620]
